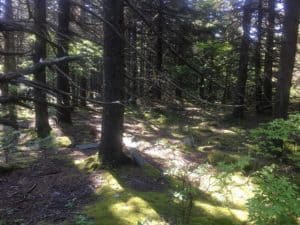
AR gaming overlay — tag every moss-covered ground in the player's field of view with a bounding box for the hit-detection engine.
[0,104,299,225]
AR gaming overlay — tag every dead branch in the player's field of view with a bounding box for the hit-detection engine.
[0,55,82,83]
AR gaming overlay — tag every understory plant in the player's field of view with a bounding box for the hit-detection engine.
[247,165,300,225]
[75,215,94,225]
[250,114,300,157]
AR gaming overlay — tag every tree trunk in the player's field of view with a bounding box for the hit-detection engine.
[233,0,253,118]
[255,0,263,114]
[100,0,130,166]
[263,0,276,113]
[198,76,205,99]
[131,19,138,104]
[71,73,78,107]
[33,0,51,138]
[80,76,87,107]
[56,0,72,124]
[2,0,17,122]
[154,0,164,100]
[274,0,300,119]
[138,22,145,97]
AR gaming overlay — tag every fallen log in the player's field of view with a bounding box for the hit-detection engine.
[75,143,100,150]
[128,147,148,167]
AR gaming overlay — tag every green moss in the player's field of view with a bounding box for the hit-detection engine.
[142,164,161,179]
[74,153,101,172]
[207,150,240,165]
[81,171,247,225]
[192,201,247,225]
[36,220,70,225]
[55,136,73,147]
[84,172,168,225]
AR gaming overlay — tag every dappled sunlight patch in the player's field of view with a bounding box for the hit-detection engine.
[206,173,254,209]
[74,153,101,173]
[0,128,42,171]
[194,201,248,223]
[170,130,185,138]
[207,150,241,165]
[108,197,164,225]
[17,108,35,121]
[188,162,255,209]
[55,136,73,147]
[85,172,169,225]
[208,127,237,135]
[197,145,215,152]
[100,172,125,193]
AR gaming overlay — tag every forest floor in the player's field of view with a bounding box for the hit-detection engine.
[0,102,299,225]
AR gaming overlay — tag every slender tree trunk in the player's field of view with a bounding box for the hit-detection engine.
[154,0,164,100]
[255,0,263,114]
[138,22,145,97]
[71,73,78,107]
[100,0,130,166]
[222,68,230,104]
[233,0,253,118]
[175,25,186,99]
[80,76,87,107]
[274,0,300,119]
[56,0,72,124]
[2,0,17,122]
[131,19,138,104]
[78,0,87,107]
[198,76,205,99]
[33,0,51,138]
[263,0,276,113]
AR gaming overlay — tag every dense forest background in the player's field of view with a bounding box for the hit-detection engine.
[0,0,299,225]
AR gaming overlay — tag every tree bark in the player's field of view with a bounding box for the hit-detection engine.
[56,0,72,124]
[33,0,51,138]
[100,0,130,166]
[274,0,300,119]
[80,76,87,107]
[233,0,253,118]
[154,0,164,100]
[138,21,145,97]
[263,0,276,113]
[131,18,138,104]
[2,0,17,122]
[255,0,263,114]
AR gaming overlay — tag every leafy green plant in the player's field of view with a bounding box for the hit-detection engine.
[217,155,252,173]
[75,215,94,225]
[65,198,76,209]
[0,129,20,152]
[170,172,196,225]
[247,165,300,225]
[250,114,300,157]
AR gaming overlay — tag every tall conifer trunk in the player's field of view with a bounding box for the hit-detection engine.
[33,0,51,137]
[56,0,72,124]
[155,0,164,100]
[274,0,300,119]
[3,0,17,122]
[100,0,130,166]
[233,0,253,118]
[255,0,263,113]
[263,0,276,113]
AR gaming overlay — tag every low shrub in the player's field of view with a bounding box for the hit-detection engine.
[247,165,300,225]
[250,114,300,157]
